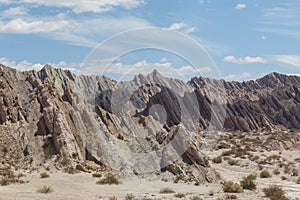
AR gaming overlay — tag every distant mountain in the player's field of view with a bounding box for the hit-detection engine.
[0,64,299,183]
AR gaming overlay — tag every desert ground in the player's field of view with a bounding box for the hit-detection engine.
[1,131,300,200]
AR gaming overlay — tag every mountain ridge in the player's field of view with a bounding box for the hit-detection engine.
[0,63,299,184]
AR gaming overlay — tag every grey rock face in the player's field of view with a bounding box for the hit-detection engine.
[0,65,299,183]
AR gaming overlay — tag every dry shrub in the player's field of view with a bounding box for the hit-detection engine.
[96,173,121,185]
[40,172,49,178]
[260,170,272,178]
[240,174,257,190]
[273,169,280,175]
[263,185,289,200]
[212,156,222,164]
[223,181,244,193]
[159,188,175,194]
[225,194,238,199]
[174,193,185,198]
[37,185,53,193]
[125,193,135,200]
[92,173,102,178]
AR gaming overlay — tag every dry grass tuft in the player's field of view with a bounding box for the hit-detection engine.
[159,187,175,194]
[96,173,121,185]
[40,172,50,178]
[174,193,186,198]
[223,181,244,193]
[263,185,289,200]
[37,185,53,193]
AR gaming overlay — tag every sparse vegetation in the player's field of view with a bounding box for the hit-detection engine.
[40,172,50,178]
[109,196,118,200]
[0,177,9,186]
[96,173,121,185]
[37,185,53,193]
[125,193,135,200]
[174,193,186,198]
[60,157,71,166]
[260,170,272,178]
[159,188,175,194]
[0,168,24,186]
[190,196,203,200]
[240,173,257,190]
[222,181,244,193]
[263,185,289,200]
[273,168,280,175]
[92,173,102,178]
[258,164,264,170]
[228,159,239,166]
[296,177,300,184]
[212,156,222,164]
[225,194,238,200]
[281,176,287,181]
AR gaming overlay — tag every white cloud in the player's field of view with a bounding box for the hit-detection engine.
[168,22,187,31]
[258,4,300,38]
[167,22,196,34]
[1,0,144,14]
[0,17,75,33]
[185,27,196,34]
[224,56,267,64]
[235,3,247,10]
[0,57,78,71]
[160,58,168,63]
[223,72,252,81]
[2,6,27,16]
[286,73,300,76]
[0,57,44,71]
[50,16,152,47]
[270,55,300,68]
[93,59,211,79]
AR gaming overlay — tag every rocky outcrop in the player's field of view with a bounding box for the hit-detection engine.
[0,64,299,184]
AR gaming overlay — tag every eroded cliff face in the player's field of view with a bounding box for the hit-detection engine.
[0,64,299,183]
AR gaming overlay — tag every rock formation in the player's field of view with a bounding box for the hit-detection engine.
[0,64,299,183]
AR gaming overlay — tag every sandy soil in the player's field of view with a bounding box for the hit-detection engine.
[0,171,263,200]
[1,150,300,200]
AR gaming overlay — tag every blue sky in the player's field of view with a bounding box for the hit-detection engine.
[0,0,299,81]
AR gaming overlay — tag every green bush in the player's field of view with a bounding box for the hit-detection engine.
[263,185,289,200]
[260,170,272,178]
[223,181,244,193]
[240,174,257,190]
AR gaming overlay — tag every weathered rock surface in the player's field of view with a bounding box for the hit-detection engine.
[0,64,299,183]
